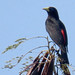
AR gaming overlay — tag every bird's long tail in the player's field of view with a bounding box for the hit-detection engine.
[61,47,69,64]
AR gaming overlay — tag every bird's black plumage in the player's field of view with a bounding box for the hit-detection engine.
[43,7,69,64]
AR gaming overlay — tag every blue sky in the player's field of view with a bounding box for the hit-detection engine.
[0,0,75,75]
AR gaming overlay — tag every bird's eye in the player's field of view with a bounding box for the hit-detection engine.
[49,8,55,12]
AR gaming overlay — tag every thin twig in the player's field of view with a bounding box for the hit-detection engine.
[24,45,48,57]
[46,36,50,52]
[18,45,48,66]
[15,36,47,42]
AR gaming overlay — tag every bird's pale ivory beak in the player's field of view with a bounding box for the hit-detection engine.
[43,7,49,12]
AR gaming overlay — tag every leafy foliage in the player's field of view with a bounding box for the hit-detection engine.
[2,36,71,75]
[2,41,24,54]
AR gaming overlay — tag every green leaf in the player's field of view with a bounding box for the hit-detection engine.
[2,41,24,54]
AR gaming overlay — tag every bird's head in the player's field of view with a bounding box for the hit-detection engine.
[43,7,59,20]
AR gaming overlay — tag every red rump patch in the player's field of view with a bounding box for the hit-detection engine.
[61,29,66,44]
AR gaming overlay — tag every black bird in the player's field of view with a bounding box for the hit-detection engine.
[43,7,69,64]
